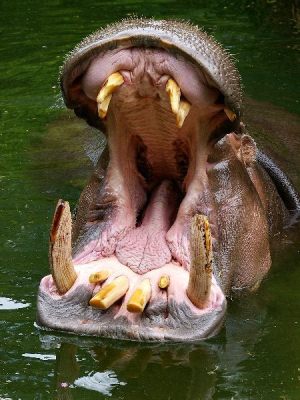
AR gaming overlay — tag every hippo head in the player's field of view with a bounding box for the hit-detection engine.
[37,18,288,341]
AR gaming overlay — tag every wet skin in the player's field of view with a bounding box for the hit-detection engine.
[37,18,299,341]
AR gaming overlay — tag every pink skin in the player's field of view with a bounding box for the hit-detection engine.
[81,48,220,109]
[73,48,225,268]
[115,181,178,274]
[40,256,225,320]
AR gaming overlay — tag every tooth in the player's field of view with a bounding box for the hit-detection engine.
[97,93,112,119]
[158,275,170,289]
[224,107,237,122]
[49,200,77,294]
[96,72,124,119]
[166,78,181,114]
[186,214,213,309]
[89,270,110,284]
[127,279,151,313]
[89,276,129,309]
[176,100,191,128]
[166,79,191,128]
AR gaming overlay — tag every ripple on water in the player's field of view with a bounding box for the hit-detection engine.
[22,353,56,361]
[0,297,30,310]
[73,371,126,396]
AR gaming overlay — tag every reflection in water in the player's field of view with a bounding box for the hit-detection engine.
[41,294,266,399]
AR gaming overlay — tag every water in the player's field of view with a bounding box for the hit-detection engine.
[0,1,299,398]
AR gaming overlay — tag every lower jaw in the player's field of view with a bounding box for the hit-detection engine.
[37,285,226,342]
[37,257,226,342]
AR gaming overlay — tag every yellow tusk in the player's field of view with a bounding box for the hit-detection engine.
[127,279,152,313]
[97,94,112,119]
[176,100,191,128]
[158,275,170,289]
[89,275,129,310]
[96,72,124,119]
[89,270,110,284]
[97,72,124,103]
[166,78,181,114]
[224,107,237,122]
[166,79,191,128]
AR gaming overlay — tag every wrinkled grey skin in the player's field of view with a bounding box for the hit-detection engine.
[37,18,299,342]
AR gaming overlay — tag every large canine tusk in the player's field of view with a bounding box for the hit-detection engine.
[97,72,124,119]
[176,100,191,128]
[166,78,191,128]
[166,78,181,114]
[89,276,129,309]
[127,279,152,313]
[49,200,77,294]
[186,214,213,309]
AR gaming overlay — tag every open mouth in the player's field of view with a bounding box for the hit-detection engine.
[37,19,248,341]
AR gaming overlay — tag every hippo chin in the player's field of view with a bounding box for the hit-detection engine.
[36,18,299,342]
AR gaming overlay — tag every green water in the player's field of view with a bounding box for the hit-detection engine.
[0,1,299,399]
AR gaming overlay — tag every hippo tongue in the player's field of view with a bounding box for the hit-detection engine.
[115,180,179,274]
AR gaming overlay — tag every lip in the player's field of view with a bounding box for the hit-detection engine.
[37,278,226,342]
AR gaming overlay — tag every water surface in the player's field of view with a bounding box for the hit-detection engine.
[0,1,299,399]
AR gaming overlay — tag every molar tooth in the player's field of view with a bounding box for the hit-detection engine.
[89,270,111,284]
[166,78,181,114]
[96,72,124,119]
[158,275,170,289]
[89,275,129,310]
[127,279,152,313]
[49,200,77,294]
[176,100,191,128]
[186,214,212,309]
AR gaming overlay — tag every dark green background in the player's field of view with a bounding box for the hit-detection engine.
[0,1,299,399]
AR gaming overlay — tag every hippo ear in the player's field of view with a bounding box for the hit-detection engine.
[239,134,257,166]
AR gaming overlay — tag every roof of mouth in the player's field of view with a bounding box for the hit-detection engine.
[60,18,242,123]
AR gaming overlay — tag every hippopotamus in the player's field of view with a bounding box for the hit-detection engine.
[36,18,300,341]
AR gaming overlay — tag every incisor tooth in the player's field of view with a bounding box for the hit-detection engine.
[158,275,170,289]
[89,275,129,310]
[176,100,191,128]
[89,270,110,284]
[127,279,152,313]
[166,78,181,114]
[96,72,124,119]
